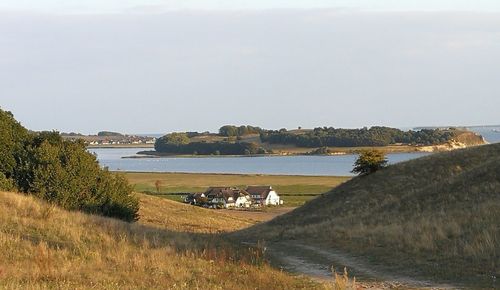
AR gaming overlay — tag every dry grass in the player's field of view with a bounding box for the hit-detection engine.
[331,268,356,290]
[0,191,323,289]
[237,143,500,287]
[138,193,256,233]
[126,172,347,193]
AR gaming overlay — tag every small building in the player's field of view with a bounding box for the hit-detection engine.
[246,186,282,206]
[204,187,252,209]
[234,191,253,208]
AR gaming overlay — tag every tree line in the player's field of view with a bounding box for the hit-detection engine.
[218,125,264,137]
[154,133,268,155]
[0,109,139,222]
[260,126,459,147]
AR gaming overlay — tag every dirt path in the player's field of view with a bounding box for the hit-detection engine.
[264,241,457,289]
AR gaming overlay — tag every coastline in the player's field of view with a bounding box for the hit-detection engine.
[87,144,154,149]
[122,144,467,159]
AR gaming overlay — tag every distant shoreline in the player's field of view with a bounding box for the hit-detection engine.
[87,144,154,149]
[125,147,425,159]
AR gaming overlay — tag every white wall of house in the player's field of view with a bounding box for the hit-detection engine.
[265,191,280,205]
[235,196,252,208]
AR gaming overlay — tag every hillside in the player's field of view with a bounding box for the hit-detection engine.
[0,192,320,289]
[234,143,500,287]
[138,193,255,233]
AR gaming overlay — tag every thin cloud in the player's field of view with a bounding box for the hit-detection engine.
[0,10,499,133]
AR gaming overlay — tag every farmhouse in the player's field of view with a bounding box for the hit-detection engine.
[203,187,253,209]
[246,186,282,206]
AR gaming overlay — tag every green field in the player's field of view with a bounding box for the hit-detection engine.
[123,172,350,207]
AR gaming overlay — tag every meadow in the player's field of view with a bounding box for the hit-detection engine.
[124,172,350,207]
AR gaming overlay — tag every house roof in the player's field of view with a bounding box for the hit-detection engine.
[246,186,273,199]
[204,187,250,202]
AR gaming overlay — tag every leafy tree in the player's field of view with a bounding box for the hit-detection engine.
[352,150,388,176]
[0,172,15,191]
[154,133,190,151]
[154,137,267,155]
[97,131,123,137]
[0,109,29,179]
[0,108,139,222]
[18,132,139,221]
[260,126,459,148]
[219,125,239,137]
[219,125,264,137]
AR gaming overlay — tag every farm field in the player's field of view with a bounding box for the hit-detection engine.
[124,172,350,207]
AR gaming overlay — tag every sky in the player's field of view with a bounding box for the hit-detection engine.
[1,1,499,134]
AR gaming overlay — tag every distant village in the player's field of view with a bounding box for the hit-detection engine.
[184,186,283,209]
[61,131,157,146]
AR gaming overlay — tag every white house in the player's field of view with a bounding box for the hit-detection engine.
[234,193,253,208]
[204,187,250,209]
[246,186,282,206]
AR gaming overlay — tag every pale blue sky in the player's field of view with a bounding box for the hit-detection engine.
[0,2,499,134]
[1,0,500,13]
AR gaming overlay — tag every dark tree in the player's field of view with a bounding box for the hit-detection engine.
[219,125,264,137]
[352,150,388,176]
[260,126,459,148]
[0,108,139,222]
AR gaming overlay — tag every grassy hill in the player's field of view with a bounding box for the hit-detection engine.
[0,192,321,289]
[234,143,500,287]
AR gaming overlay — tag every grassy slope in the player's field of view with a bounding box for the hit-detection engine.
[235,143,500,286]
[138,193,256,233]
[0,192,320,289]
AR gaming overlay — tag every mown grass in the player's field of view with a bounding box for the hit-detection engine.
[236,143,500,287]
[0,191,325,289]
[125,172,348,207]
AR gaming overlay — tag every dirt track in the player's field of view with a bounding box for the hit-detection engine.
[218,207,295,223]
[265,241,458,289]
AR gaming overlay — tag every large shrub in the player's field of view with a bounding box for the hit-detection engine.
[0,108,139,222]
[0,172,15,191]
[0,110,29,179]
[351,149,388,176]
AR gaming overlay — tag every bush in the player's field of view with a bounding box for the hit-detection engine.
[351,149,388,176]
[0,110,29,179]
[0,108,139,222]
[0,172,15,191]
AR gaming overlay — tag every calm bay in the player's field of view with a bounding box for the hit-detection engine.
[89,148,430,176]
